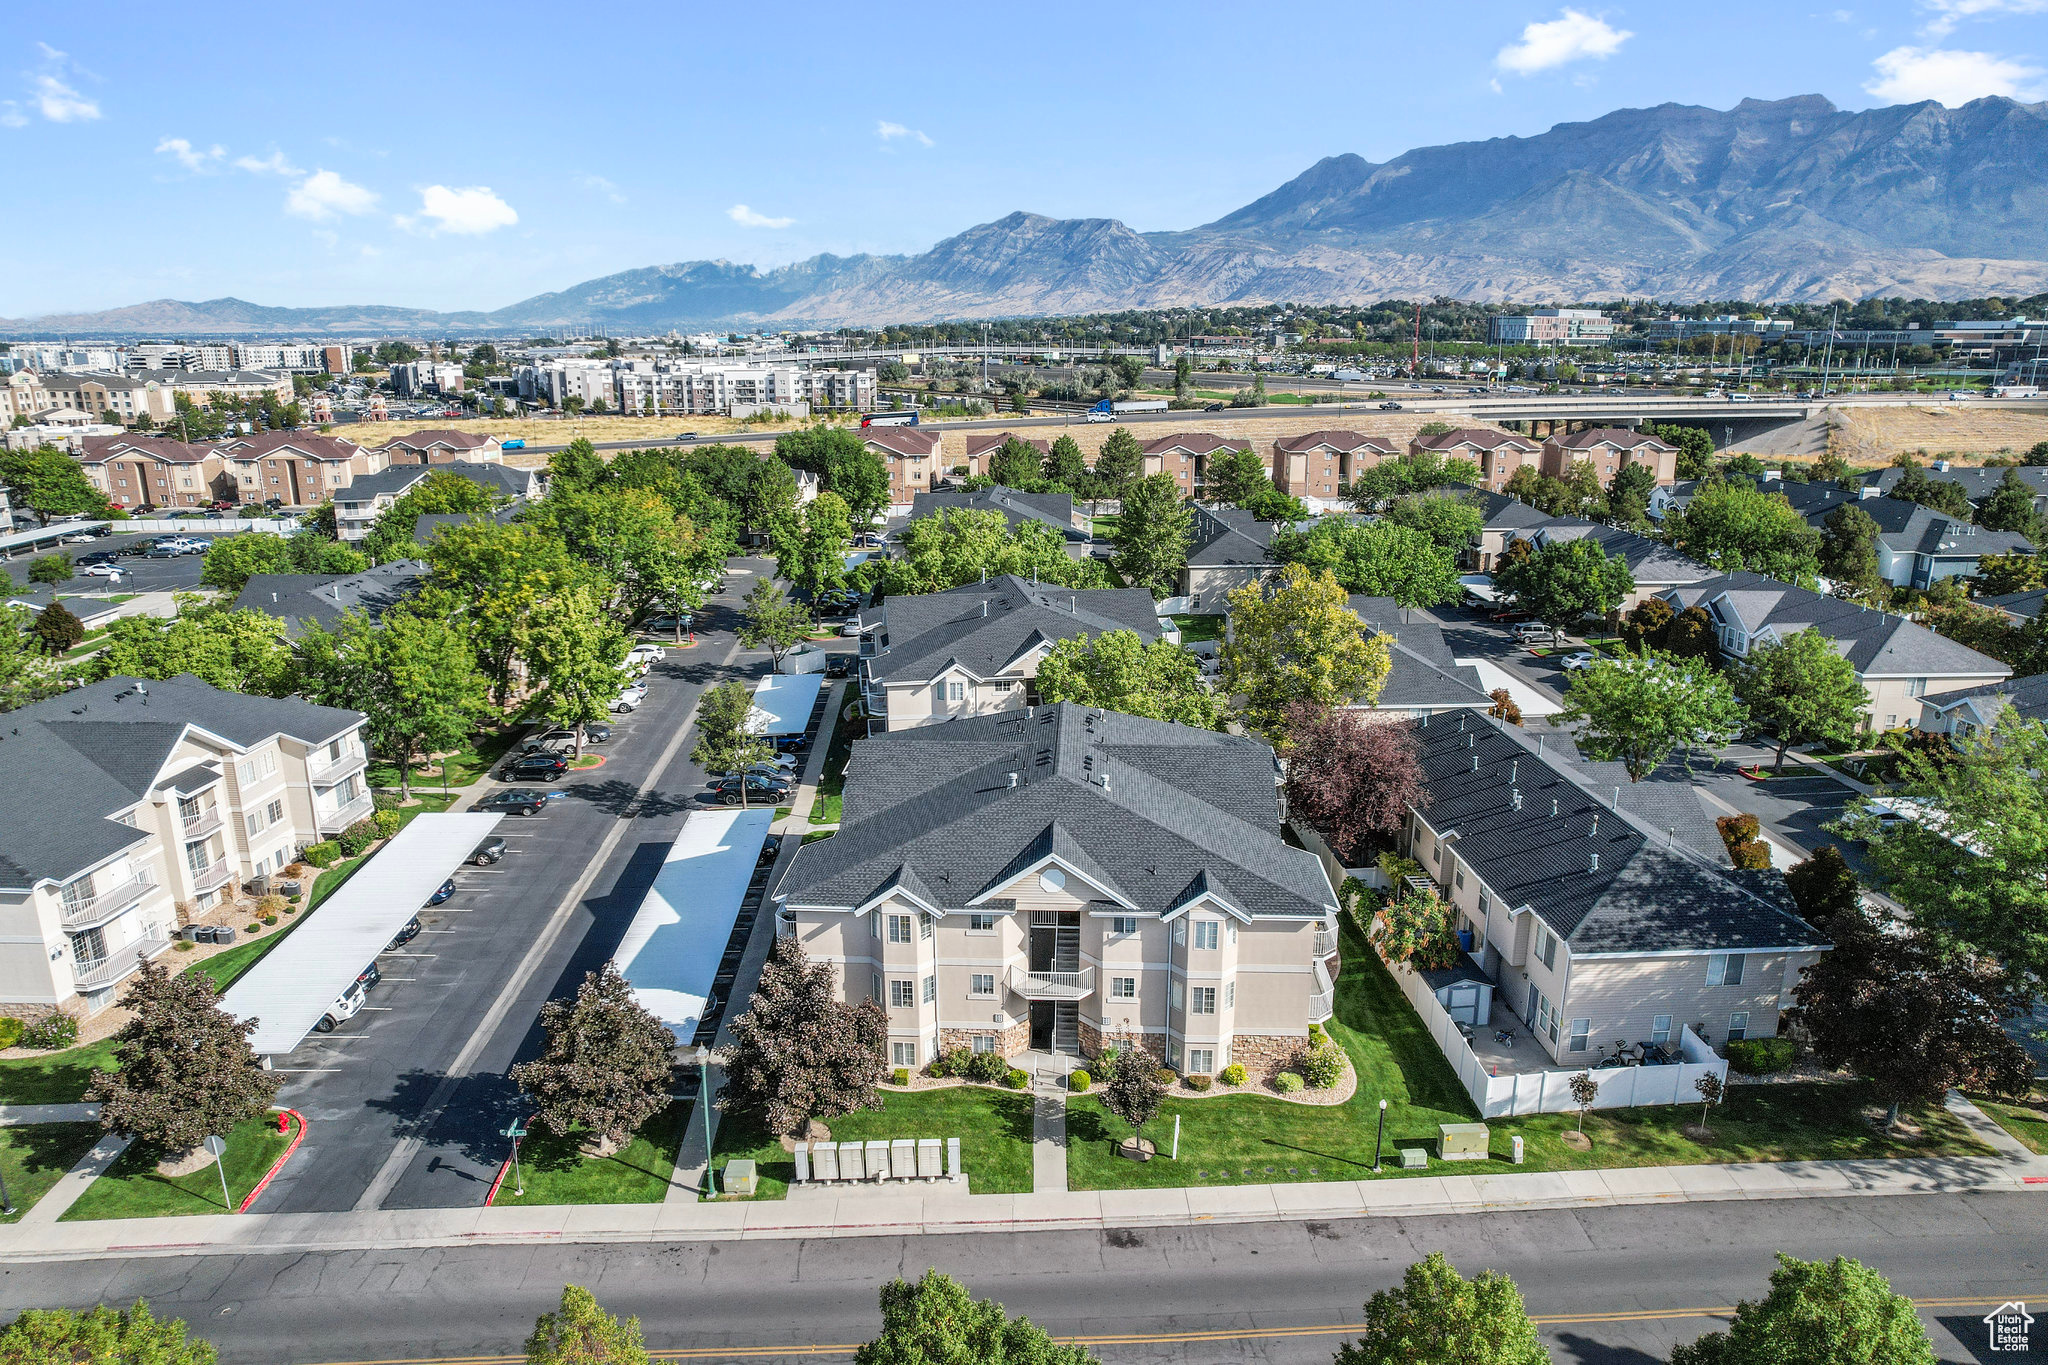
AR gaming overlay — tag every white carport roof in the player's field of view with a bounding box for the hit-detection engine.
[747,672,824,737]
[614,808,773,1041]
[221,812,502,1056]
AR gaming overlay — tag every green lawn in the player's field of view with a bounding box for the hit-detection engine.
[1090,515,1120,542]
[491,1102,686,1206]
[0,1123,102,1221]
[366,726,523,791]
[1169,614,1224,644]
[62,1112,294,1220]
[711,1086,1036,1199]
[0,1038,119,1106]
[810,701,861,825]
[801,830,835,846]
[1972,1096,2048,1155]
[1068,924,1989,1190]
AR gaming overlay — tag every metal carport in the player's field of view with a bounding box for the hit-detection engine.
[614,808,774,1041]
[747,672,824,736]
[219,812,502,1060]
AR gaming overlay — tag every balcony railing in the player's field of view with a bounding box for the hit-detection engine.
[1308,989,1335,1022]
[319,791,375,833]
[307,746,366,785]
[180,807,224,840]
[74,935,173,992]
[190,860,235,893]
[58,872,158,930]
[1313,928,1338,959]
[1007,965,1095,1000]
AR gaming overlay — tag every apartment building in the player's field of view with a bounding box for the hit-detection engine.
[0,675,370,1017]
[861,575,1161,730]
[1409,428,1542,493]
[76,435,231,510]
[908,486,1088,543]
[1138,432,1253,498]
[389,361,465,397]
[1540,427,1680,485]
[214,430,385,506]
[775,705,1340,1071]
[1817,498,2035,589]
[1657,571,2012,731]
[1404,712,1829,1065]
[1916,672,2048,740]
[229,344,328,372]
[864,426,945,509]
[330,461,530,542]
[160,370,295,404]
[1486,309,1616,345]
[1,371,50,423]
[372,429,504,465]
[36,372,176,425]
[1270,430,1395,509]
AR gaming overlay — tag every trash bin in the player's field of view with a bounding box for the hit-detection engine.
[1510,1135,1525,1164]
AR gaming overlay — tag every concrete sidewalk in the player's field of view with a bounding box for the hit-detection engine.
[8,1096,2042,1262]
[0,1104,99,1126]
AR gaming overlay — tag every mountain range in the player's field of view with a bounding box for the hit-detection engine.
[10,94,2048,336]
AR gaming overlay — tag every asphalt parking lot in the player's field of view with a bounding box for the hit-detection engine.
[248,559,799,1214]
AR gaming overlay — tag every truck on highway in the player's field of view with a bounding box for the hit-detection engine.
[501,438,526,449]
[1091,399,1169,417]
[861,410,920,428]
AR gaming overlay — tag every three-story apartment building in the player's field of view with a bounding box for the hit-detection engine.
[775,705,1340,1073]
[0,675,369,1017]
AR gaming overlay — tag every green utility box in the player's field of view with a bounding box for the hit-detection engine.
[1438,1122,1491,1161]
[724,1158,758,1197]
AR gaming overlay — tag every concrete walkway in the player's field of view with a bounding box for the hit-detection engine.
[1032,1092,1069,1194]
[16,1133,129,1228]
[0,1104,98,1126]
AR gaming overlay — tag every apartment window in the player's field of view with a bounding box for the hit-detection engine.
[920,914,934,941]
[972,1034,997,1054]
[889,980,915,1008]
[892,1041,918,1068]
[245,812,262,838]
[1169,979,1184,1010]
[872,973,883,1003]
[1536,927,1558,971]
[967,913,998,933]
[1224,981,1235,1008]
[947,681,964,702]
[1110,976,1136,999]
[1187,1048,1215,1076]
[1567,1019,1590,1053]
[1727,1012,1750,1043]
[1433,843,1444,866]
[1191,986,1216,1015]
[922,974,936,1004]
[267,798,283,824]
[970,973,996,997]
[1193,921,1218,951]
[872,915,882,939]
[1907,677,1926,698]
[1705,953,1744,987]
[1110,915,1138,936]
[1651,1014,1673,1047]
[993,680,1014,693]
[1478,891,1491,916]
[887,914,912,944]
[1171,919,1187,946]
[1884,715,1897,729]
[1454,868,1465,890]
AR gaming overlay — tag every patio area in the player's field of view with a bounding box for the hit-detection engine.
[1466,998,1548,1077]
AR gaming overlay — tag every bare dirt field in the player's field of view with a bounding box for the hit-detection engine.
[1823,403,2048,465]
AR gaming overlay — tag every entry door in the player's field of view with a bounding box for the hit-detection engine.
[1028,1001,1054,1051]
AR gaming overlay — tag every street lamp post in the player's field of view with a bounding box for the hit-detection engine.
[677,1044,719,1198]
[1372,1098,1387,1173]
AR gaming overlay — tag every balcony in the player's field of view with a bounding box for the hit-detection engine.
[319,791,375,834]
[307,745,367,786]
[180,807,224,840]
[58,872,157,931]
[74,935,173,992]
[1313,928,1338,959]
[1007,965,1095,1001]
[1308,959,1335,1023]
[190,859,235,894]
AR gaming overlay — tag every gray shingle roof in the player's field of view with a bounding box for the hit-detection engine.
[1859,465,2048,504]
[1465,488,1559,533]
[1829,496,2035,560]
[1187,505,1274,567]
[233,560,432,638]
[1349,597,1492,710]
[1984,588,2047,622]
[1922,672,2048,727]
[869,575,1160,684]
[1533,523,1715,586]
[1412,712,1827,954]
[1660,572,2012,679]
[413,503,525,544]
[779,705,1335,920]
[0,674,364,890]
[910,486,1082,540]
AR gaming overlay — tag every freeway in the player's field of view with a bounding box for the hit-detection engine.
[1,1192,2038,1363]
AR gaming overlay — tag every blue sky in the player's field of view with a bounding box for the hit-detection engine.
[7,0,2045,317]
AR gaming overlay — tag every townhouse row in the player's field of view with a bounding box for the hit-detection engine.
[72,427,507,510]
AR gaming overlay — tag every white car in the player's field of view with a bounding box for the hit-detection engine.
[315,979,367,1033]
[60,531,97,545]
[610,683,649,713]
[840,619,864,638]
[625,643,664,667]
[78,563,125,579]
[1085,410,1113,423]
[1561,651,1596,671]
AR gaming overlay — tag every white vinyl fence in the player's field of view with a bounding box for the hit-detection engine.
[1386,954,1727,1119]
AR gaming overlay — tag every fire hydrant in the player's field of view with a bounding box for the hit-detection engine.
[277,1111,290,1136]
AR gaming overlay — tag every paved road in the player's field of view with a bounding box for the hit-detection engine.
[250,559,779,1215]
[4,1193,2041,1363]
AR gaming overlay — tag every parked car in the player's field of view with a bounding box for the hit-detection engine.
[625,643,664,667]
[426,878,456,906]
[387,914,422,949]
[772,734,809,755]
[1560,651,1596,671]
[60,531,97,545]
[714,773,792,806]
[143,543,183,559]
[78,562,125,578]
[471,788,562,816]
[525,722,610,749]
[610,682,650,713]
[826,655,851,678]
[758,833,783,864]
[356,961,381,991]
[640,615,691,637]
[315,979,368,1032]
[502,752,570,782]
[470,835,508,865]
[76,550,121,566]
[1511,622,1552,643]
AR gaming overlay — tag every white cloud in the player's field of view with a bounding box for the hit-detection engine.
[578,173,626,204]
[235,149,301,176]
[12,44,100,124]
[406,184,518,234]
[155,137,222,172]
[1919,0,2047,37]
[34,74,98,122]
[0,106,25,128]
[727,203,795,229]
[1864,44,2045,103]
[876,119,934,147]
[1830,8,1856,22]
[285,168,380,221]
[1495,8,1633,74]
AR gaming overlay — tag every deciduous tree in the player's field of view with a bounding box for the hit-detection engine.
[27,553,70,585]
[519,583,631,744]
[524,1286,646,1365]
[1727,628,1869,772]
[1666,479,1822,585]
[30,601,84,656]
[1111,473,1191,597]
[511,963,675,1156]
[418,521,590,706]
[545,437,608,494]
[1333,1251,1548,1365]
[1978,467,2043,539]
[1097,1032,1167,1145]
[772,490,853,601]
[1203,447,1268,507]
[0,603,62,710]
[1044,434,1089,491]
[1650,423,1713,481]
[856,1271,1095,1365]
[93,600,294,696]
[0,1301,216,1365]
[1273,519,1462,609]
[1034,629,1224,729]
[1221,564,1392,737]
[1382,492,1484,554]
[737,579,812,667]
[1553,651,1748,781]
[0,445,112,525]
[1089,427,1144,508]
[1668,1254,1934,1365]
[880,509,1108,595]
[719,935,888,1138]
[88,961,282,1168]
[1493,537,1635,644]
[1347,453,1479,512]
[1974,550,2044,596]
[295,610,490,794]
[1818,503,1883,596]
[1278,703,1426,862]
[360,470,497,564]
[690,679,772,791]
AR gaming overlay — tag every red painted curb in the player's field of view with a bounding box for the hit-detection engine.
[571,754,607,771]
[239,1109,306,1212]
[484,1115,532,1206]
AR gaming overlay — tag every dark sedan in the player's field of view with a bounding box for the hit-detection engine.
[826,655,851,678]
[386,914,423,949]
[713,773,792,806]
[501,752,570,782]
[470,835,507,865]
[471,788,562,816]
[426,878,456,906]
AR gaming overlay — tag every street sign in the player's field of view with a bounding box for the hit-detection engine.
[502,1121,527,1140]
[203,1135,227,1157]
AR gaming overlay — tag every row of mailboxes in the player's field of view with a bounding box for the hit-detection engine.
[794,1137,959,1183]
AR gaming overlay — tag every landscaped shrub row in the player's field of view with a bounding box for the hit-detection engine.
[19,1014,78,1050]
[1715,813,1771,871]
[1727,1037,1795,1074]
[932,1048,1012,1085]
[336,818,381,858]
[301,841,340,868]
